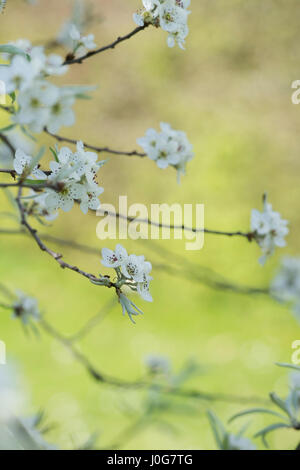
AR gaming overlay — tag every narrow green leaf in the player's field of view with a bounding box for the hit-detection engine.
[75,93,93,100]
[207,410,225,449]
[49,147,59,163]
[20,126,37,142]
[0,124,16,133]
[0,44,29,58]
[23,179,46,186]
[9,92,16,104]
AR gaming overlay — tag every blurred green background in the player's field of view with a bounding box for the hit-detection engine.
[1,0,300,450]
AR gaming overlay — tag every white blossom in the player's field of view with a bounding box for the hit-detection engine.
[1,41,68,79]
[10,39,32,53]
[1,38,94,134]
[29,45,68,76]
[73,141,105,184]
[13,81,59,133]
[29,192,58,222]
[0,55,37,94]
[45,181,84,212]
[133,0,191,49]
[137,272,153,302]
[69,24,96,56]
[43,143,104,215]
[251,195,289,265]
[121,254,152,283]
[100,244,154,321]
[45,92,75,134]
[13,148,46,180]
[79,180,103,214]
[101,244,128,269]
[137,122,194,181]
[49,142,104,186]
[12,78,79,134]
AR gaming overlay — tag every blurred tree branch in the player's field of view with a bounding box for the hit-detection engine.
[39,316,267,406]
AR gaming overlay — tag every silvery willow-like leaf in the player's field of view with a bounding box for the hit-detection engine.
[229,408,289,424]
[269,392,293,419]
[254,422,291,448]
[276,362,300,372]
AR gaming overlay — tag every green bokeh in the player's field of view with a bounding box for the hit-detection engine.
[0,0,300,449]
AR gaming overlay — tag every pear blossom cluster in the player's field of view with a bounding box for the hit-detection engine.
[133,0,191,50]
[137,122,194,182]
[13,142,105,218]
[271,257,300,321]
[101,244,153,323]
[250,195,289,265]
[0,40,92,133]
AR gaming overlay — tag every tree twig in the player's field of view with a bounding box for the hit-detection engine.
[63,25,149,66]
[0,227,268,297]
[102,210,253,239]
[0,168,17,178]
[14,187,117,289]
[0,132,16,154]
[44,128,146,158]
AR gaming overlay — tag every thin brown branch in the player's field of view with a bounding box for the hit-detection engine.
[0,132,16,154]
[44,128,146,158]
[0,227,268,296]
[14,187,116,288]
[103,210,252,239]
[63,25,149,66]
[0,168,17,178]
[0,181,60,191]
[0,175,251,239]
